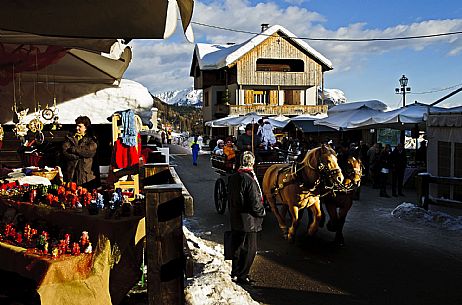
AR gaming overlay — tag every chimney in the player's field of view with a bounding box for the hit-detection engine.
[261,23,269,32]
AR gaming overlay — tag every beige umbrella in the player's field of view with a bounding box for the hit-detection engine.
[0,44,132,123]
[0,29,120,53]
[0,0,194,41]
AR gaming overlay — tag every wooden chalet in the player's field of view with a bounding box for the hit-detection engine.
[190,24,333,131]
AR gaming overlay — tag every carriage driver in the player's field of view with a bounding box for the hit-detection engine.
[237,123,261,152]
[227,151,265,286]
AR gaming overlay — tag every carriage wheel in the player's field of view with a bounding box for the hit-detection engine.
[214,178,227,214]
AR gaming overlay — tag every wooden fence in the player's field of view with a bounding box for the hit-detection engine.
[415,173,462,210]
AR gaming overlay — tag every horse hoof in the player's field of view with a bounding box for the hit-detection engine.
[319,214,325,228]
[326,221,337,232]
[334,235,345,247]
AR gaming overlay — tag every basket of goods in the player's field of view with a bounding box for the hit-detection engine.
[31,169,58,181]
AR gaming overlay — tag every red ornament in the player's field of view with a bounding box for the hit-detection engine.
[80,231,89,249]
[72,242,80,255]
[16,233,23,244]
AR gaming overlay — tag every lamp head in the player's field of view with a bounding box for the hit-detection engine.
[399,75,408,87]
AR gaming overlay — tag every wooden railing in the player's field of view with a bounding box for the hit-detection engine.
[416,173,462,210]
[229,104,328,116]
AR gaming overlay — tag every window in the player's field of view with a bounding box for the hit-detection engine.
[253,90,269,104]
[256,58,304,72]
[216,91,229,105]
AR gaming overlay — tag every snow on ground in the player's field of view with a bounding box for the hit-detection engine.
[392,203,462,232]
[183,226,259,305]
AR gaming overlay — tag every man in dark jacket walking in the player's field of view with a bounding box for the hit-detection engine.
[227,151,265,286]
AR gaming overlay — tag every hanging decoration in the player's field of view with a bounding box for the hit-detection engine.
[12,68,29,139]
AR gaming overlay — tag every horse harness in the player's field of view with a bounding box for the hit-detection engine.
[271,156,341,199]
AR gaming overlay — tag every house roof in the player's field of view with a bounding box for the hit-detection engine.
[192,25,333,72]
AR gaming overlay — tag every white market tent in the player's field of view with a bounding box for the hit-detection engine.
[314,100,387,130]
[348,102,447,130]
[205,113,290,129]
[0,43,132,124]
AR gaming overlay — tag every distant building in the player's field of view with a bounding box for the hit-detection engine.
[190,24,333,127]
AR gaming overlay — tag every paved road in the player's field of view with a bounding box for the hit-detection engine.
[170,144,462,305]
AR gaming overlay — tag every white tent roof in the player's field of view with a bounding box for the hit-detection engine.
[328,100,388,113]
[194,25,332,71]
[291,113,328,121]
[314,107,384,130]
[205,113,290,128]
[348,102,446,129]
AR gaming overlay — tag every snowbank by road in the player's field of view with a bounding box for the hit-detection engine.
[183,227,259,305]
[392,203,462,232]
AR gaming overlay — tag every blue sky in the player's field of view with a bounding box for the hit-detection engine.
[125,0,462,108]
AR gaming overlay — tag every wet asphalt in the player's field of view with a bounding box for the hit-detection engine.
[171,144,462,305]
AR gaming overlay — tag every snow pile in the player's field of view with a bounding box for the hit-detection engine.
[184,227,259,305]
[10,79,154,125]
[154,88,202,106]
[391,203,462,231]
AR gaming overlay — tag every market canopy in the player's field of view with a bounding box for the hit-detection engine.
[314,103,385,130]
[284,114,335,133]
[0,44,132,123]
[0,29,121,54]
[205,113,290,128]
[0,0,194,41]
[348,102,447,130]
[328,100,388,113]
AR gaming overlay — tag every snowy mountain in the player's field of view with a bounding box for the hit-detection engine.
[318,87,347,107]
[154,88,203,107]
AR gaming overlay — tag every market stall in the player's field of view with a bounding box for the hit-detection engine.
[0,177,147,304]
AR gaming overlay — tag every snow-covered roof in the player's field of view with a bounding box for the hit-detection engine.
[194,25,332,71]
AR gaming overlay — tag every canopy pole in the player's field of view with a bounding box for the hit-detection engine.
[251,120,255,155]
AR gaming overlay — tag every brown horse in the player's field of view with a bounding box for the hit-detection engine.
[322,156,363,246]
[262,144,344,241]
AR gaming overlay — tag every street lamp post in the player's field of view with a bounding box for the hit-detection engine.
[395,75,411,144]
[395,75,411,107]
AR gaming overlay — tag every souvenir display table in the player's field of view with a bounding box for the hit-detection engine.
[0,237,112,305]
[0,198,146,305]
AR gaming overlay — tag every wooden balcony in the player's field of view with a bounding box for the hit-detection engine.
[229,104,328,116]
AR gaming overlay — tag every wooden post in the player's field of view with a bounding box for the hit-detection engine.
[416,173,430,210]
[145,184,184,305]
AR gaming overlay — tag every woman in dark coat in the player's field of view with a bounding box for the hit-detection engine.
[378,144,392,197]
[227,151,265,285]
[62,116,98,189]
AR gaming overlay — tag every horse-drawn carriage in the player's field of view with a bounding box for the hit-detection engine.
[210,149,285,214]
[211,145,363,245]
